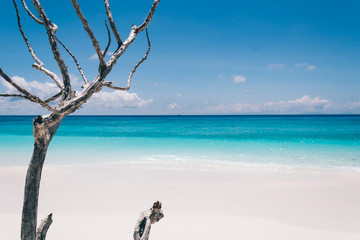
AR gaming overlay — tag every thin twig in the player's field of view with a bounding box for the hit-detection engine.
[31,64,63,89]
[0,93,32,101]
[71,0,106,69]
[12,0,64,90]
[44,92,62,103]
[20,0,43,24]
[0,68,59,114]
[55,36,88,85]
[106,0,159,71]
[103,20,111,57]
[31,0,72,99]
[137,0,160,33]
[103,0,123,46]
[103,29,151,91]
[13,0,42,67]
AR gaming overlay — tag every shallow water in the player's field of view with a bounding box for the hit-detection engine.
[0,115,359,170]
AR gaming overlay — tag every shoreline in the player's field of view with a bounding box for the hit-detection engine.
[1,162,360,240]
[2,158,360,173]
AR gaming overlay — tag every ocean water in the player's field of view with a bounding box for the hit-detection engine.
[0,115,359,171]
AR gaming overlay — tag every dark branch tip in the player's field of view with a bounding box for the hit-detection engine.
[34,115,43,124]
[152,201,162,209]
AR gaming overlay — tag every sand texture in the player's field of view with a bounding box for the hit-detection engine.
[1,163,360,240]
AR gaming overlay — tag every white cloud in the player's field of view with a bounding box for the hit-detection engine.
[177,93,182,98]
[89,51,113,60]
[210,95,332,114]
[294,62,317,70]
[244,89,256,94]
[0,97,44,114]
[0,76,59,114]
[288,95,328,104]
[264,95,330,112]
[1,76,58,98]
[307,65,317,70]
[89,53,98,60]
[86,91,153,109]
[294,62,309,67]
[268,64,285,69]
[218,74,224,79]
[213,102,262,113]
[344,101,360,113]
[167,102,179,110]
[69,73,83,86]
[232,75,246,83]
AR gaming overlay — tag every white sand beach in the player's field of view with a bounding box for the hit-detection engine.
[1,163,360,240]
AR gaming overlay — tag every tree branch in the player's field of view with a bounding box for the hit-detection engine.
[103,0,123,47]
[13,0,42,66]
[20,0,43,24]
[71,0,106,69]
[0,68,59,114]
[31,0,72,99]
[106,0,159,71]
[103,20,111,58]
[12,0,64,90]
[0,93,32,101]
[136,0,160,33]
[44,91,62,103]
[103,29,151,91]
[36,213,53,240]
[55,36,89,85]
[32,64,64,90]
[133,201,164,240]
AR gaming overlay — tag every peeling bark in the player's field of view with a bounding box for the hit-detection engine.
[21,115,62,240]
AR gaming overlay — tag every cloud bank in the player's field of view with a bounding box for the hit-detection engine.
[210,95,338,114]
[0,76,153,114]
[86,91,153,109]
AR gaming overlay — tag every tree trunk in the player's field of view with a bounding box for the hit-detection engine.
[21,115,62,240]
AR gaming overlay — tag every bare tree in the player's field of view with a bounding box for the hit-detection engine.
[0,1,162,240]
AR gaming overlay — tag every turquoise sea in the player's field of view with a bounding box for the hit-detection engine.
[0,115,359,171]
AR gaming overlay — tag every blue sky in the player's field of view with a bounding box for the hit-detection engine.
[0,0,359,115]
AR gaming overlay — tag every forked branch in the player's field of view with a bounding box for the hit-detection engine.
[3,1,162,240]
[55,36,89,85]
[103,29,151,91]
[137,0,160,33]
[103,0,123,47]
[106,0,159,71]
[0,68,59,114]
[31,0,72,98]
[103,20,112,57]
[71,0,106,69]
[20,0,43,25]
[12,0,64,90]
